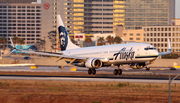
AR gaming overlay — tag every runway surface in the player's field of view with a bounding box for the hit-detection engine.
[0,66,179,83]
[0,66,179,75]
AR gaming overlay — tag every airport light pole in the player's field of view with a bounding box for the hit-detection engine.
[169,74,180,103]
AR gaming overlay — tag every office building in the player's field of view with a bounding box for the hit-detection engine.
[0,2,41,46]
[41,0,175,51]
[143,19,180,53]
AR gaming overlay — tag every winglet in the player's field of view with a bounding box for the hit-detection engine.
[168,38,172,52]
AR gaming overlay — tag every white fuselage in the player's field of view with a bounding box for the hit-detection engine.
[62,43,159,65]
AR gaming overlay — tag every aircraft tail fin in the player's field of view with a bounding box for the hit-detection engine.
[57,15,80,51]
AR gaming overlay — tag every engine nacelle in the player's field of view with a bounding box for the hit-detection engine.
[130,63,145,69]
[85,58,102,68]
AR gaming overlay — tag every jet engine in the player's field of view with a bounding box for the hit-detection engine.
[130,63,145,69]
[85,58,102,68]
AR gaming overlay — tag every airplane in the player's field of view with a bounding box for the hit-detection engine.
[9,15,172,75]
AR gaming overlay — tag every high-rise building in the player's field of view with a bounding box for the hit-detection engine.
[41,0,175,51]
[0,2,41,46]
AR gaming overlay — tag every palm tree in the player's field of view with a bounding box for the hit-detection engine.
[13,37,19,44]
[18,38,25,45]
[85,37,92,47]
[97,37,105,46]
[106,35,114,45]
[0,37,7,50]
[114,36,122,44]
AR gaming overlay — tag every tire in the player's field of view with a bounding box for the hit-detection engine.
[114,69,118,75]
[88,69,92,75]
[92,69,96,75]
[118,69,122,75]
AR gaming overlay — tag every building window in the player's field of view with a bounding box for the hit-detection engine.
[161,33,163,36]
[161,44,163,47]
[136,38,140,40]
[147,38,149,41]
[136,33,140,36]
[161,28,164,31]
[154,33,156,36]
[154,38,156,41]
[165,28,167,31]
[169,33,171,36]
[129,33,133,36]
[161,38,164,42]
[169,28,171,31]
[129,38,133,40]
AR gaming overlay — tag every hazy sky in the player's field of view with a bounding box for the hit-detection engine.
[175,0,180,18]
[38,0,180,18]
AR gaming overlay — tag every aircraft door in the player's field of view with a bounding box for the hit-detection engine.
[136,46,141,56]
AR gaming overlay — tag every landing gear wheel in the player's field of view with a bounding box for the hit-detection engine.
[145,67,150,71]
[92,69,96,75]
[88,69,92,75]
[114,69,118,75]
[118,69,122,75]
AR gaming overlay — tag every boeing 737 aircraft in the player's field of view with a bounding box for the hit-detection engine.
[10,15,172,75]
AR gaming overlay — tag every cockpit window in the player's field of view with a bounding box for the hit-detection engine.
[144,47,156,50]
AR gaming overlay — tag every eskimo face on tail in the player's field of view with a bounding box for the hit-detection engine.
[58,26,68,51]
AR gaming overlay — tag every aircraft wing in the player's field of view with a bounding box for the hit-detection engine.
[19,50,88,63]
[158,51,171,56]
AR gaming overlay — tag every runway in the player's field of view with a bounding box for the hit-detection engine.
[0,66,180,83]
[0,65,179,75]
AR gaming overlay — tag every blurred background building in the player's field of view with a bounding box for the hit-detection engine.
[0,0,41,47]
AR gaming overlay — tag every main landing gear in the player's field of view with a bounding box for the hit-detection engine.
[145,67,150,71]
[114,66,122,75]
[88,68,96,75]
